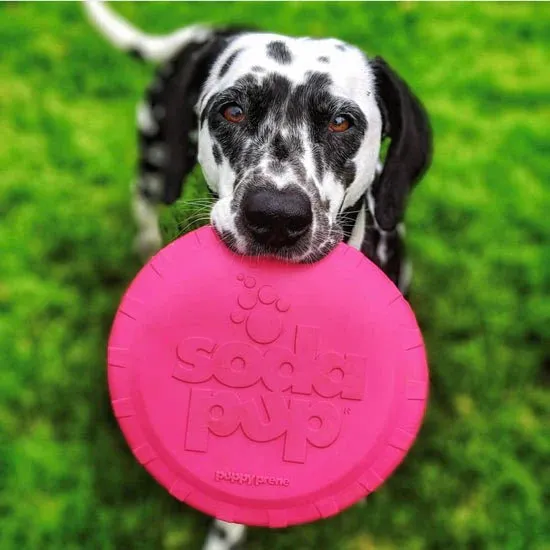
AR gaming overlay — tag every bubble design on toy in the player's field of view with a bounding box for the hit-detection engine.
[230,274,290,344]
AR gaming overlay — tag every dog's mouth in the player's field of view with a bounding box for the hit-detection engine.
[210,182,344,263]
[212,205,343,263]
[215,224,343,264]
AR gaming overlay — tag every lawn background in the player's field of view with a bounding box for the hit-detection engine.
[1,2,549,549]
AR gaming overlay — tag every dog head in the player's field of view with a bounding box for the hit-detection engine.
[194,34,377,261]
[133,28,432,262]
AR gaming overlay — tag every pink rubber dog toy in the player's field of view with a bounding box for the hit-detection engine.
[108,225,428,527]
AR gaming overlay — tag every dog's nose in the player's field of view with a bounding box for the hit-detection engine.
[243,186,313,247]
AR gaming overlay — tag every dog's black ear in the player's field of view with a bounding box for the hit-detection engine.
[370,56,432,231]
[139,29,248,205]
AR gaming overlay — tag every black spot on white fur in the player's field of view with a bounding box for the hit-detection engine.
[219,49,242,77]
[266,41,292,64]
[204,519,247,550]
[212,144,222,165]
[270,133,290,161]
[212,522,228,540]
[318,56,329,63]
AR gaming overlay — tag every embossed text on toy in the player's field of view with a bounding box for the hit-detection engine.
[214,470,290,487]
[172,274,367,463]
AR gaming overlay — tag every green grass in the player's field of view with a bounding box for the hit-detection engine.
[1,2,549,549]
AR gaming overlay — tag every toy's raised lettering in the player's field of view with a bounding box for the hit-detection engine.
[185,388,342,463]
[174,326,366,400]
[175,324,365,461]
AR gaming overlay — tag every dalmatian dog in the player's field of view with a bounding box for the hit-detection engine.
[84,1,432,548]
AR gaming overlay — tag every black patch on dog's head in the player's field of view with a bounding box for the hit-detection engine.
[219,49,242,77]
[251,65,265,72]
[342,160,357,187]
[270,133,290,161]
[200,95,216,127]
[212,144,222,165]
[266,41,292,64]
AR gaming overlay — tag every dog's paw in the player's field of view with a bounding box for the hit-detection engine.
[230,275,290,344]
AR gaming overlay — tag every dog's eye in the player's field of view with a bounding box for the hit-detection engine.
[222,104,245,123]
[329,115,352,133]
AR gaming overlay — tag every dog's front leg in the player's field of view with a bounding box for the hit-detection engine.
[132,186,163,261]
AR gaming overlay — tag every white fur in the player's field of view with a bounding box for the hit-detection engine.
[398,258,413,294]
[84,0,211,63]
[202,521,247,550]
[347,201,366,250]
[132,189,162,259]
[197,127,221,192]
[376,231,389,266]
[136,101,158,135]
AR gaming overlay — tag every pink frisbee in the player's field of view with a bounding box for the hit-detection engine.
[108,225,428,527]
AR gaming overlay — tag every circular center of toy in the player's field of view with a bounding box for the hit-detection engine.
[108,226,428,527]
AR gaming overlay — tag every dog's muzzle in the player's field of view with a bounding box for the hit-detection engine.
[241,185,312,249]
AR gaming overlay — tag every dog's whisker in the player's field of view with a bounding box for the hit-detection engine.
[176,214,212,226]
[176,210,212,221]
[178,200,215,208]
[176,211,212,224]
[176,215,212,236]
[176,206,212,216]
[174,200,215,213]
[176,216,212,227]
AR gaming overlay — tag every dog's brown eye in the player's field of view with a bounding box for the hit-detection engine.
[222,104,245,123]
[329,115,351,133]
